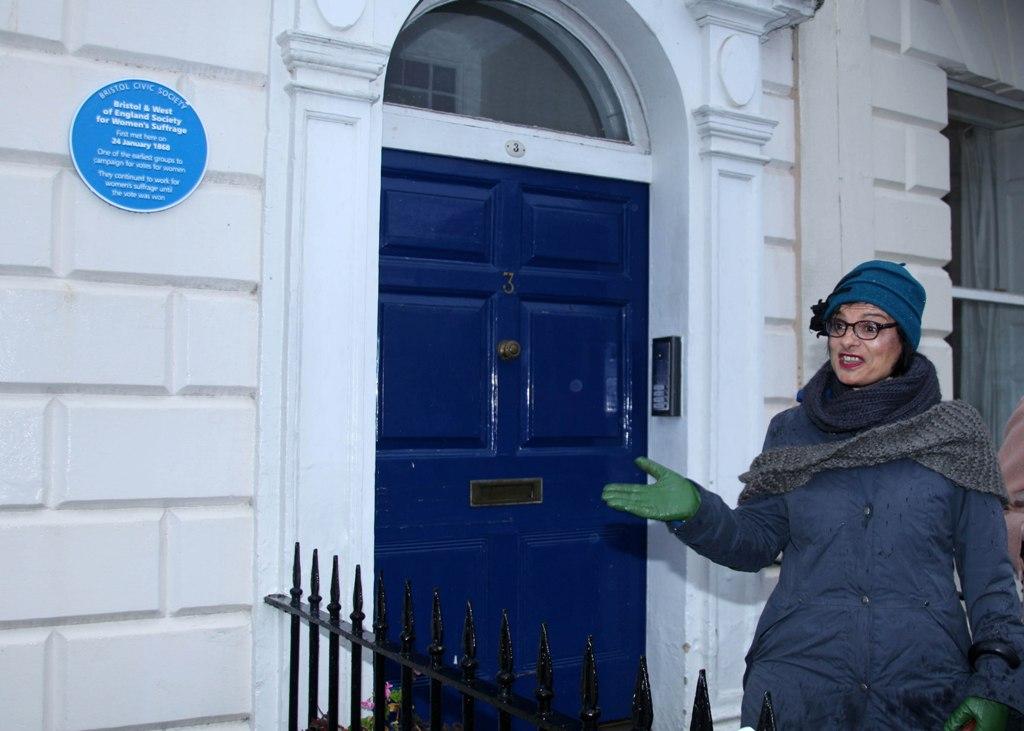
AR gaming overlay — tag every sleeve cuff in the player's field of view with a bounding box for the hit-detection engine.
[666,483,716,543]
[964,656,1024,715]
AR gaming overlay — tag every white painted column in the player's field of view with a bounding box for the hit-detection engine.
[679,1,816,724]
[256,16,389,726]
[277,29,387,581]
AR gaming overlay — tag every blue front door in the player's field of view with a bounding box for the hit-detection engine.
[376,149,648,721]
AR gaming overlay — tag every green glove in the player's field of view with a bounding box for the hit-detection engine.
[943,696,1009,731]
[601,457,700,522]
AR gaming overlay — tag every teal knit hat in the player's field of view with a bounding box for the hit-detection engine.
[810,260,926,350]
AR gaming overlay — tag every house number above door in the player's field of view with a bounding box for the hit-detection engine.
[505,140,526,158]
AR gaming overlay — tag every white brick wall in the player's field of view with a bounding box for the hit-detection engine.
[0,0,63,44]
[867,27,955,396]
[873,190,951,258]
[0,163,59,273]
[53,615,251,730]
[761,29,800,424]
[801,0,1024,402]
[0,630,48,729]
[0,281,170,386]
[870,48,948,126]
[60,397,255,504]
[0,2,265,727]
[0,511,162,622]
[0,396,48,506]
[71,1,270,76]
[166,507,254,613]
[67,178,262,285]
[0,53,265,179]
[177,292,259,392]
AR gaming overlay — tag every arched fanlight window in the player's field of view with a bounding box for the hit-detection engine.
[384,0,629,141]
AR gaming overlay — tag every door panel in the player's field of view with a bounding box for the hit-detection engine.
[521,189,628,270]
[380,177,497,262]
[521,302,625,445]
[376,149,648,721]
[377,294,493,449]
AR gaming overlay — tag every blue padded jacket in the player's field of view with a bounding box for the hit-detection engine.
[671,404,1024,728]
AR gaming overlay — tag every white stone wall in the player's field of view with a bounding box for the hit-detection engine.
[0,2,267,728]
[866,0,955,392]
[798,0,1024,395]
[762,28,800,425]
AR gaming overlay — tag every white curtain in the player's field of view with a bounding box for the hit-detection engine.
[957,126,1023,444]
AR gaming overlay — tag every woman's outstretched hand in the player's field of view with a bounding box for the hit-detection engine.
[601,457,701,522]
[942,696,1009,731]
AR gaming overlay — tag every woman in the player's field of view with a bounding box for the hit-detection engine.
[603,261,1024,729]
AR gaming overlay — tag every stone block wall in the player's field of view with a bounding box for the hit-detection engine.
[799,0,1024,397]
[761,28,800,427]
[0,2,268,728]
[867,0,954,392]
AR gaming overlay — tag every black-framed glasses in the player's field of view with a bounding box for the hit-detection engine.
[825,317,899,340]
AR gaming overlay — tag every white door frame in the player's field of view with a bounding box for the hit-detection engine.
[383,104,652,182]
[255,0,817,727]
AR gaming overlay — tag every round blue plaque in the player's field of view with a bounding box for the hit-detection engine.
[69,79,208,212]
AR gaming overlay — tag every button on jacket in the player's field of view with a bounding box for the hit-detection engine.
[672,404,1024,729]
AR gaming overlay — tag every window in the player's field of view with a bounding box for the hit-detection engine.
[387,57,458,113]
[944,87,1024,444]
[383,0,628,141]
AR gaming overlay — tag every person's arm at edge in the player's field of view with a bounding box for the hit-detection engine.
[955,489,1024,716]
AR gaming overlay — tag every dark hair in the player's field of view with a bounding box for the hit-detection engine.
[891,329,915,376]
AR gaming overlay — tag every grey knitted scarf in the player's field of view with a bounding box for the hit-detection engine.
[738,400,1008,505]
[802,354,942,433]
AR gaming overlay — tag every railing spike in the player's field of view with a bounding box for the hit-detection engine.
[350,564,365,633]
[579,635,600,729]
[756,691,777,731]
[429,589,444,669]
[307,549,322,729]
[309,549,321,612]
[689,669,713,731]
[460,601,478,730]
[399,580,414,730]
[287,542,301,731]
[327,555,341,731]
[349,564,364,731]
[461,601,478,681]
[401,579,415,654]
[328,556,341,621]
[374,571,388,641]
[428,589,444,730]
[272,545,631,731]
[630,655,653,730]
[372,572,387,730]
[496,609,514,701]
[535,623,554,718]
[290,542,302,606]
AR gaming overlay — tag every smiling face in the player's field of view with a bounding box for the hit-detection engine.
[827,302,904,387]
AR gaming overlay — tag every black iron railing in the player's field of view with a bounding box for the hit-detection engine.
[266,543,777,730]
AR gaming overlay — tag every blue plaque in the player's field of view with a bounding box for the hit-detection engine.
[69,79,208,212]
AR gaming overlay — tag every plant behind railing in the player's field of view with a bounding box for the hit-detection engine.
[265,543,777,730]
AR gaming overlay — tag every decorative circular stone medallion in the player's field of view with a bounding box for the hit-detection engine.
[317,0,366,29]
[718,34,757,108]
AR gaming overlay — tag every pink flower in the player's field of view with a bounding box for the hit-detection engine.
[360,682,394,711]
